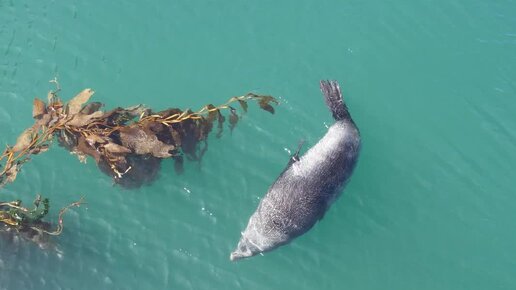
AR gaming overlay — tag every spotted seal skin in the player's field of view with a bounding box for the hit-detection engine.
[230,80,361,261]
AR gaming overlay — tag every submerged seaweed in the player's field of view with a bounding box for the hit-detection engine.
[0,80,278,239]
[0,194,83,242]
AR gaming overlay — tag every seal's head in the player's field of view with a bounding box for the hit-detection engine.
[230,210,289,261]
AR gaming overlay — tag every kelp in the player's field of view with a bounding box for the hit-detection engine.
[0,80,277,239]
[0,194,83,238]
[0,80,278,189]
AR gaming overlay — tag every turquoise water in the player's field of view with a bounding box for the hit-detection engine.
[1,0,516,289]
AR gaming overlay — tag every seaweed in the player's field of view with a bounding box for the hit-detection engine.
[0,195,83,236]
[0,81,277,189]
[0,80,278,239]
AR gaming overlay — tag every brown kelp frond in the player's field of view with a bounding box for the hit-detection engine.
[0,81,278,188]
[31,196,85,236]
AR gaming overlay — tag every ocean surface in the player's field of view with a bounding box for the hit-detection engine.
[1,0,515,289]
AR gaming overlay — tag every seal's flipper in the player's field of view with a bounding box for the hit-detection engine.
[276,141,305,178]
[286,139,304,168]
[320,80,350,121]
[292,139,305,162]
[285,155,297,168]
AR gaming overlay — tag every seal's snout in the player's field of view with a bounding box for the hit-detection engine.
[229,248,252,261]
[229,251,243,261]
[230,239,254,261]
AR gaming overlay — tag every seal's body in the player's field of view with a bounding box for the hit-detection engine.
[230,80,361,261]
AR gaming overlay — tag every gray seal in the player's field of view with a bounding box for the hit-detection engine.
[230,80,361,261]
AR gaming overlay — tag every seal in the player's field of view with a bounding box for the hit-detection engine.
[230,80,361,261]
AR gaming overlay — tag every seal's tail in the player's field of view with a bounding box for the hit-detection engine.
[320,80,351,121]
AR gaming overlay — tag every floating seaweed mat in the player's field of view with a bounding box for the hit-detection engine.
[0,80,279,189]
